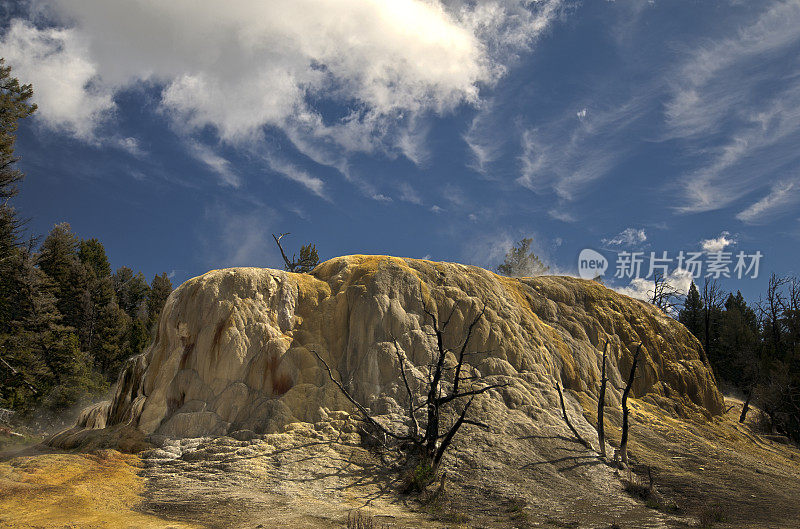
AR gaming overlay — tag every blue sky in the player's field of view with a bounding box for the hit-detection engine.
[3,0,800,302]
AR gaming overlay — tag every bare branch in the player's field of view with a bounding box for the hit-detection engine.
[311,349,412,442]
[392,337,420,439]
[596,339,609,458]
[620,342,643,466]
[434,396,475,468]
[555,381,592,450]
[452,303,486,396]
[272,233,294,272]
[438,381,509,406]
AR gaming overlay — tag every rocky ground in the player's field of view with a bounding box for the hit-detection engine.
[2,396,799,529]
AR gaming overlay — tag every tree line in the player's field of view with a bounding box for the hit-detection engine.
[678,277,800,440]
[0,60,173,418]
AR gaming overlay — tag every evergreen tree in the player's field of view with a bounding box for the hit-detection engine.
[0,58,37,341]
[37,223,91,337]
[718,291,759,387]
[679,281,703,338]
[113,266,150,319]
[496,238,549,277]
[90,302,129,377]
[1,245,103,413]
[0,58,37,201]
[79,238,112,278]
[147,272,173,331]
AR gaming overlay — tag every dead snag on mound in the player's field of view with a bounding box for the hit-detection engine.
[620,342,642,466]
[555,381,592,450]
[596,339,609,458]
[739,388,753,423]
[312,293,508,491]
[271,232,319,273]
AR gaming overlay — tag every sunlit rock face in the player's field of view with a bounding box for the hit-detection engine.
[61,256,724,441]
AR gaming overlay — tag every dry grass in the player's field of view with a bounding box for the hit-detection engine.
[0,450,198,528]
[346,510,390,529]
[698,505,728,528]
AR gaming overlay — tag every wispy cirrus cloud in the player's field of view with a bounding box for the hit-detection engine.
[201,203,279,268]
[188,142,241,188]
[669,1,800,216]
[515,92,652,200]
[736,176,800,223]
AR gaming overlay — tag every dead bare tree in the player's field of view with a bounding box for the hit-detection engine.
[739,391,752,423]
[272,232,319,273]
[757,273,789,357]
[701,279,725,364]
[312,294,508,489]
[555,381,592,449]
[596,340,609,458]
[620,343,642,467]
[648,272,683,316]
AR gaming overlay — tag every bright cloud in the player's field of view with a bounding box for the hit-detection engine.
[615,267,693,303]
[0,19,114,140]
[602,227,647,247]
[3,0,562,187]
[700,231,735,253]
[736,177,800,224]
[189,143,241,188]
[670,1,800,214]
[516,95,648,200]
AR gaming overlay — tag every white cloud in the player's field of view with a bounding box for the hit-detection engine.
[615,268,693,303]
[3,0,563,190]
[516,95,649,200]
[0,19,114,140]
[737,177,800,224]
[189,143,241,188]
[700,231,735,253]
[602,227,647,247]
[396,117,431,166]
[202,204,279,268]
[548,208,576,223]
[398,182,423,205]
[665,1,800,140]
[464,101,505,175]
[576,108,587,119]
[261,154,328,200]
[115,136,146,157]
[668,2,800,214]
[372,193,393,202]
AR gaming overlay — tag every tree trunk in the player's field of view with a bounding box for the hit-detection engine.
[739,391,752,423]
[556,382,591,449]
[596,341,608,458]
[620,344,642,467]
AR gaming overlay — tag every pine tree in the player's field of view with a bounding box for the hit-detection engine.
[147,272,173,331]
[679,281,703,339]
[496,238,549,277]
[718,291,759,387]
[0,58,37,340]
[37,223,91,338]
[113,266,150,319]
[79,238,112,278]
[0,58,37,201]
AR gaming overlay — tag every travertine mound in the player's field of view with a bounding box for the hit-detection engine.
[57,256,723,443]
